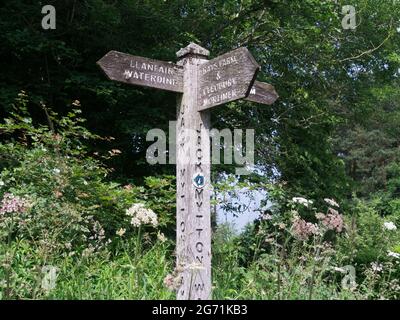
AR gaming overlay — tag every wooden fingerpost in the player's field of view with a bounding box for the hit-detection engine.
[97,42,278,301]
[176,43,212,300]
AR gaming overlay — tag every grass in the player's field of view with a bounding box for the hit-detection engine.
[0,226,395,300]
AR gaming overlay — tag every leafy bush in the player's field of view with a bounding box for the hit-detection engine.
[0,93,176,299]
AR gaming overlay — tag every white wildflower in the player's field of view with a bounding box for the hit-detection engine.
[157,231,167,243]
[0,180,4,187]
[383,221,397,231]
[324,198,340,208]
[65,242,72,250]
[82,246,95,258]
[371,262,383,272]
[130,217,141,227]
[116,228,126,237]
[163,274,182,291]
[126,203,158,227]
[261,213,273,220]
[388,251,400,259]
[292,197,313,207]
[52,168,61,175]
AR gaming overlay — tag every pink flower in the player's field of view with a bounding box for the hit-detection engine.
[321,208,344,233]
[163,274,181,291]
[291,217,319,241]
[0,193,28,215]
[163,274,175,290]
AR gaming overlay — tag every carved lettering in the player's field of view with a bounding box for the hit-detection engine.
[196,242,204,253]
[195,188,204,200]
[195,162,202,171]
[196,148,203,160]
[194,282,205,292]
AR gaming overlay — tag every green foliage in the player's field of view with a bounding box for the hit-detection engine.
[0,239,174,299]
[0,97,177,299]
[338,199,400,266]
[1,0,400,301]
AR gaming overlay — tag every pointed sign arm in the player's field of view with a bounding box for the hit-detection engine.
[245,80,279,105]
[97,50,184,93]
[197,47,260,111]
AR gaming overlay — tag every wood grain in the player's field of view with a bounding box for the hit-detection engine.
[245,81,279,105]
[176,45,212,300]
[97,51,183,92]
[197,47,260,111]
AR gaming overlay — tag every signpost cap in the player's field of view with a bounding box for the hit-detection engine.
[176,43,210,59]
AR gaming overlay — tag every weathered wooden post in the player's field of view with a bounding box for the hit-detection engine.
[175,43,212,300]
[97,42,278,300]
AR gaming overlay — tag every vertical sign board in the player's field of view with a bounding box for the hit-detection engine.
[175,43,212,300]
[97,43,278,300]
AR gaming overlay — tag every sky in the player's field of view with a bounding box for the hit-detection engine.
[216,187,269,233]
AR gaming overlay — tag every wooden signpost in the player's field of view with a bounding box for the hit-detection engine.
[97,43,278,300]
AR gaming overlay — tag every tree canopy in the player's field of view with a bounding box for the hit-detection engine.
[1,0,400,203]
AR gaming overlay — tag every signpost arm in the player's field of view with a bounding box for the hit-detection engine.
[175,43,212,300]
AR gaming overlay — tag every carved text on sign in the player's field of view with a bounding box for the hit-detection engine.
[97,51,183,92]
[197,47,260,111]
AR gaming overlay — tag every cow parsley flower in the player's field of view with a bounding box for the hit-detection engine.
[163,274,181,291]
[261,213,273,221]
[157,231,167,243]
[388,251,400,259]
[126,203,158,227]
[384,221,397,231]
[116,228,126,237]
[324,198,340,208]
[292,197,313,207]
[371,262,383,272]
[315,212,325,220]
